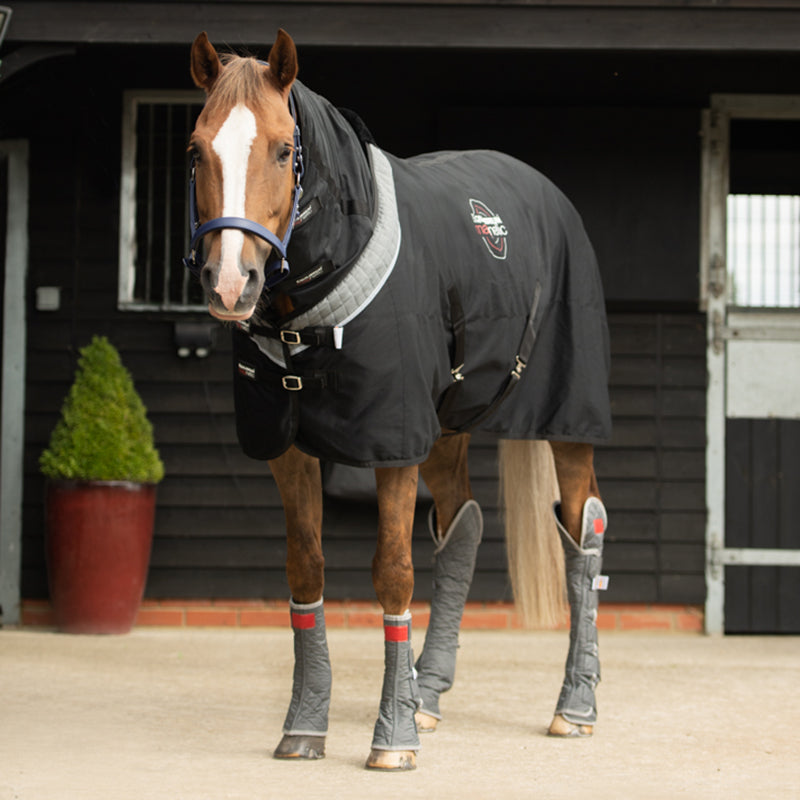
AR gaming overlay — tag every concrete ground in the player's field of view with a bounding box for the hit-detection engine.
[1,627,798,800]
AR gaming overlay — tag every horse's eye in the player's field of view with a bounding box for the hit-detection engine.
[278,146,293,165]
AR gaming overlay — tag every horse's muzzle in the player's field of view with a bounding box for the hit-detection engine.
[202,262,263,320]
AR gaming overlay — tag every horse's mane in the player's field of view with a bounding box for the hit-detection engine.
[208,54,267,109]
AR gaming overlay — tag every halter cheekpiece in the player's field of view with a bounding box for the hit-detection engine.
[183,69,304,290]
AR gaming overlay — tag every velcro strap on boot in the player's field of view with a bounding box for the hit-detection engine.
[384,610,412,641]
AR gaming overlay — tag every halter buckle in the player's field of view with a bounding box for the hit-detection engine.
[282,375,303,391]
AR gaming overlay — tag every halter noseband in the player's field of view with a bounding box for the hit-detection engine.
[183,84,304,290]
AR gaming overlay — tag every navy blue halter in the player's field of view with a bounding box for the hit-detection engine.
[183,86,304,290]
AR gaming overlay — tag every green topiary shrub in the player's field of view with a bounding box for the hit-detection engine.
[40,336,165,483]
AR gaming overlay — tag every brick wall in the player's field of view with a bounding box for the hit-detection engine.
[20,599,704,633]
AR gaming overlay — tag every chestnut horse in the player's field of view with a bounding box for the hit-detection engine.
[185,30,611,770]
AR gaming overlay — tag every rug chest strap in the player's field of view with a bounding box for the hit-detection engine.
[244,321,339,349]
[237,359,336,392]
[237,321,339,395]
[279,338,339,393]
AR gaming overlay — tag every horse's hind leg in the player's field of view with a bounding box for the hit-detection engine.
[366,465,421,771]
[414,433,482,733]
[548,441,608,738]
[268,446,331,760]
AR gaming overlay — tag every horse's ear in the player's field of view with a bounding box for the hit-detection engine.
[191,32,222,93]
[266,29,298,94]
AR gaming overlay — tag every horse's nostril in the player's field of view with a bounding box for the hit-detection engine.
[200,266,215,295]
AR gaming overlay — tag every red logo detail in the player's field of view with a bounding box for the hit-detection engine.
[384,624,409,642]
[593,518,605,535]
[291,612,316,630]
[469,198,508,260]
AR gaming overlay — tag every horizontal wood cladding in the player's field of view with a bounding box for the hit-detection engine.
[22,311,707,606]
[598,313,707,603]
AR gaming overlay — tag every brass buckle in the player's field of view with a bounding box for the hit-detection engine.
[282,375,303,391]
[280,330,302,345]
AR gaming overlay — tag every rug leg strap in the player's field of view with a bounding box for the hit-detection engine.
[275,597,331,756]
[553,497,608,727]
[415,499,483,720]
[370,611,421,755]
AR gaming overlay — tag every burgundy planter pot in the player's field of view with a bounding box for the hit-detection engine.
[45,481,157,634]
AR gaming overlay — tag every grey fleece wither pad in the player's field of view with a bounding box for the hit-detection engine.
[554,497,608,725]
[415,499,483,719]
[371,611,421,752]
[283,598,332,736]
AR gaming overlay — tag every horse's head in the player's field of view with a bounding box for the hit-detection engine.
[188,30,299,320]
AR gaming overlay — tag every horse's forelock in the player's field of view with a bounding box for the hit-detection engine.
[207,55,271,111]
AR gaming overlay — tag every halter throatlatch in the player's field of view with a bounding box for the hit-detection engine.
[183,88,304,291]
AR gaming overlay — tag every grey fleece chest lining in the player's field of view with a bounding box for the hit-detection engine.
[253,145,402,367]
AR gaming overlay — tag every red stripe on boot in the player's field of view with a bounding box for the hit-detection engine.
[291,611,316,630]
[593,518,605,535]
[385,624,409,642]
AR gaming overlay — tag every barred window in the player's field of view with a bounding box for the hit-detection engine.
[119,91,205,310]
[727,194,800,308]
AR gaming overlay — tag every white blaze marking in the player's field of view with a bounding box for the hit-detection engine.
[212,104,257,309]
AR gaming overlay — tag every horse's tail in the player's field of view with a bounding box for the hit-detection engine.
[498,439,566,628]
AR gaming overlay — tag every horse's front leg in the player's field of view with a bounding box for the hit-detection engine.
[548,441,607,738]
[268,446,331,760]
[366,465,421,771]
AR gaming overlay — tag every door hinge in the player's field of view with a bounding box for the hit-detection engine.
[708,533,724,581]
[711,310,725,355]
[706,109,721,150]
[708,253,726,299]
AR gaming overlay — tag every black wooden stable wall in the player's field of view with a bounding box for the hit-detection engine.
[6,43,707,606]
[21,313,707,606]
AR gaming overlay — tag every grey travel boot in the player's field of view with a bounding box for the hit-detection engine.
[415,499,483,723]
[552,496,608,735]
[368,611,421,769]
[274,598,331,759]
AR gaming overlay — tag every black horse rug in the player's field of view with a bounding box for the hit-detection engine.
[231,81,611,467]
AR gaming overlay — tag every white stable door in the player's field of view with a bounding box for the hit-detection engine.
[702,95,800,634]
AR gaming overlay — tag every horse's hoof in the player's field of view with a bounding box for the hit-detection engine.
[273,734,326,759]
[414,710,439,733]
[548,714,593,738]
[365,749,417,770]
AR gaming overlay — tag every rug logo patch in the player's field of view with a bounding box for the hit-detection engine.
[237,361,256,380]
[469,198,508,260]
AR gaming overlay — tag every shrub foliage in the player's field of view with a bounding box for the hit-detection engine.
[40,336,165,483]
